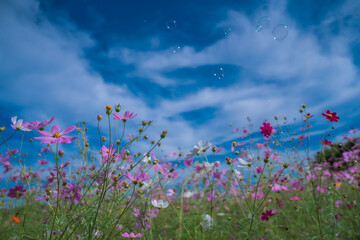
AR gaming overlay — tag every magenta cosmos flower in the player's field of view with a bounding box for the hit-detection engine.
[322,110,340,122]
[113,111,137,122]
[34,125,77,144]
[7,185,26,198]
[23,116,55,130]
[121,232,143,238]
[260,122,273,138]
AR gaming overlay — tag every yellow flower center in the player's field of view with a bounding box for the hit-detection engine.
[53,132,61,138]
[335,182,341,187]
[18,125,23,129]
[106,150,110,153]
[130,234,135,237]
[328,114,332,118]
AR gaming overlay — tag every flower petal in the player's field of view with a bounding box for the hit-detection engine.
[60,125,76,135]
[52,125,60,134]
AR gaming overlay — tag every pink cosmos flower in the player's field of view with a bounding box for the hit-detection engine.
[34,125,77,144]
[184,158,193,167]
[260,122,273,138]
[40,147,51,153]
[255,166,264,174]
[260,210,275,221]
[322,110,340,122]
[215,147,224,153]
[7,185,26,198]
[317,185,328,193]
[113,111,138,122]
[38,159,49,165]
[121,232,143,238]
[23,116,55,130]
[290,196,302,201]
[320,139,333,146]
[349,128,358,134]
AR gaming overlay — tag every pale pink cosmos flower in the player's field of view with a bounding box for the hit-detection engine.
[121,232,143,238]
[10,116,31,131]
[34,125,77,144]
[290,196,302,201]
[113,111,138,122]
[23,116,55,130]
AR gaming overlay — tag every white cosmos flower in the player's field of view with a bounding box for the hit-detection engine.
[201,214,213,229]
[185,140,212,159]
[11,116,31,131]
[183,191,194,198]
[151,199,169,208]
[237,154,255,168]
[140,153,151,166]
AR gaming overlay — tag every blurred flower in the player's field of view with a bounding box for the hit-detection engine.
[237,155,255,168]
[201,214,213,229]
[151,199,169,208]
[289,196,302,201]
[322,110,340,122]
[320,139,333,146]
[23,116,55,130]
[260,210,275,221]
[184,158,193,167]
[7,185,26,198]
[11,215,21,224]
[121,232,143,238]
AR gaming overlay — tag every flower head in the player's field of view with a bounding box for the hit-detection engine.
[7,185,26,198]
[121,232,143,238]
[34,125,77,144]
[113,111,138,122]
[10,116,31,131]
[151,199,169,208]
[322,110,340,122]
[201,214,213,229]
[23,116,55,130]
[260,122,273,138]
[260,210,275,221]
[11,215,21,224]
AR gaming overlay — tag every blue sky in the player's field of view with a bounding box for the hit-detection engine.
[0,0,360,162]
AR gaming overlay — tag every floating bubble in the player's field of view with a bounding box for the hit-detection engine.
[172,46,181,53]
[213,67,224,80]
[258,16,271,30]
[255,25,262,32]
[166,20,177,30]
[224,27,232,36]
[272,24,288,40]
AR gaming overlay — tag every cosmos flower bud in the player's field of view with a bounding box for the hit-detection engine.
[97,115,102,121]
[264,158,269,163]
[59,150,64,157]
[235,151,239,155]
[117,140,120,145]
[158,142,161,147]
[169,168,175,173]
[153,159,159,165]
[232,142,236,147]
[115,104,121,112]
[161,130,168,138]
[302,104,306,108]
[106,105,112,115]
[274,115,278,120]
[139,128,144,133]
[29,138,33,142]
[37,153,41,157]
[226,157,231,165]
[144,136,149,139]
[142,120,148,126]
[212,146,216,152]
[113,175,118,181]
[179,152,183,157]
[299,109,303,113]
[102,136,106,142]
[85,142,89,147]
[283,163,289,168]
[126,150,130,156]
[151,140,155,144]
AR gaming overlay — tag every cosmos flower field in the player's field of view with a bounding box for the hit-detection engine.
[0,104,359,240]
